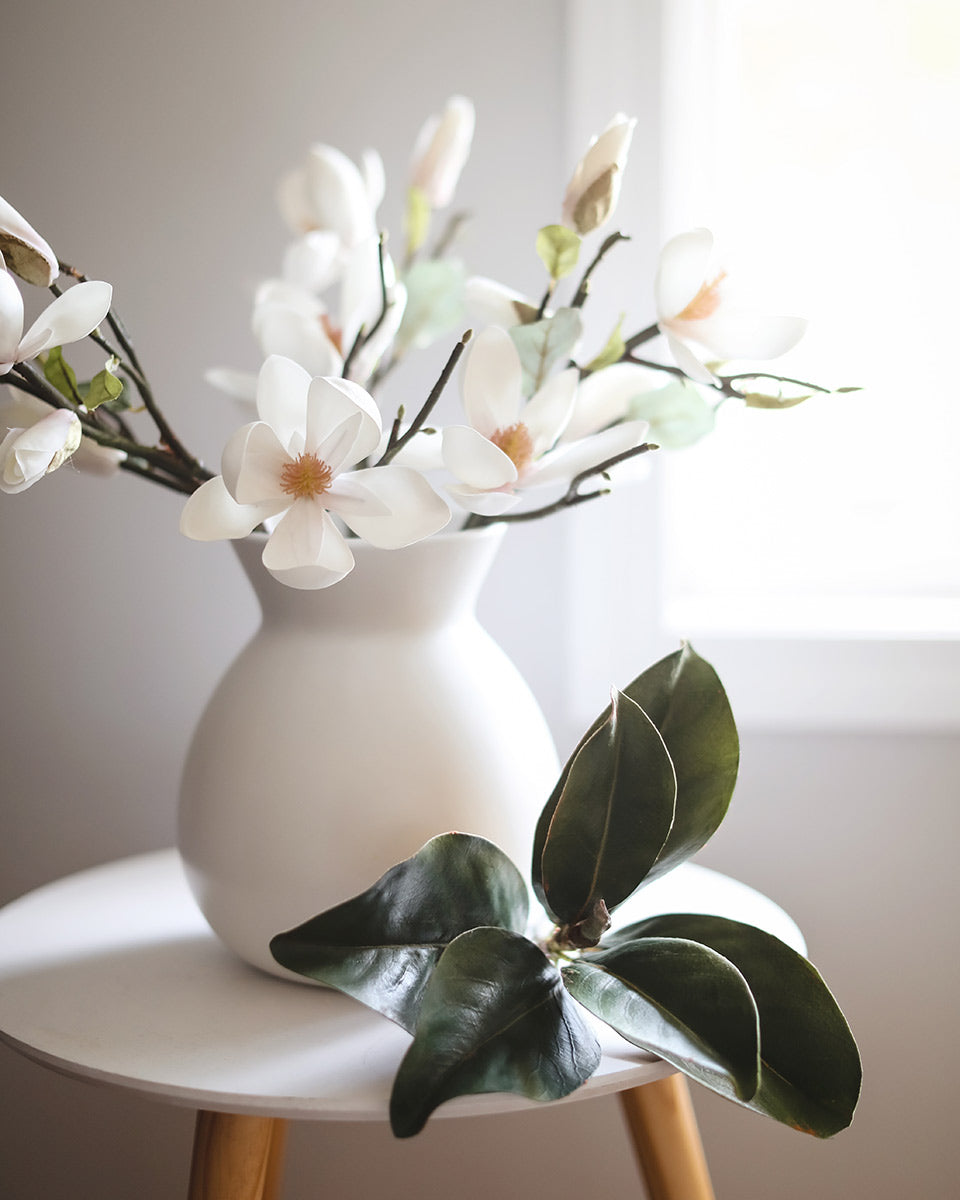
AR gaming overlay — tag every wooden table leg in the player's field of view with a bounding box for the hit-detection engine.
[618,1073,716,1200]
[188,1111,288,1200]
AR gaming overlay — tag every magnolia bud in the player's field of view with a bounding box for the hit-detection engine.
[561,114,636,235]
[409,96,475,209]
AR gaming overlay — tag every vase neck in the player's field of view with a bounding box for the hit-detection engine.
[232,526,506,631]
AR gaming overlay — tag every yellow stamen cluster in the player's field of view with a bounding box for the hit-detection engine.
[492,422,534,476]
[279,453,333,500]
[675,270,727,322]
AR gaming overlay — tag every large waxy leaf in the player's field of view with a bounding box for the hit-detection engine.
[534,646,738,902]
[389,927,601,1137]
[270,834,528,1033]
[534,691,676,936]
[606,914,861,1137]
[562,937,760,1101]
[509,306,582,396]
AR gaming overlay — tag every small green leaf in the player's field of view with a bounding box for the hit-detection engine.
[563,936,760,1100]
[628,381,716,449]
[535,224,581,280]
[583,314,626,372]
[41,346,80,404]
[509,307,582,396]
[396,259,466,351]
[404,185,432,256]
[605,914,861,1137]
[389,927,600,1137]
[742,390,810,410]
[270,833,528,1032]
[83,366,125,411]
[534,691,676,932]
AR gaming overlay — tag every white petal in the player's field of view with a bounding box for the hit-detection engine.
[464,276,537,329]
[312,411,363,476]
[222,421,289,504]
[180,476,280,541]
[303,145,377,248]
[281,232,342,292]
[262,503,355,589]
[531,418,651,488]
[522,367,578,455]
[360,149,386,213]
[0,194,58,287]
[337,465,451,548]
[255,355,312,450]
[661,330,717,384]
[462,326,522,435]
[446,482,519,516]
[324,474,392,518]
[346,280,407,384]
[442,424,517,489]
[409,95,475,209]
[0,268,25,365]
[655,228,715,321]
[0,409,81,492]
[683,311,808,361]
[563,362,660,442]
[561,114,635,233]
[276,167,314,234]
[253,280,323,325]
[205,367,258,403]
[17,280,112,361]
[304,376,382,466]
[255,306,343,379]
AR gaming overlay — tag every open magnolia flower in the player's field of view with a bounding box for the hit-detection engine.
[181,355,450,588]
[441,328,649,515]
[0,267,112,376]
[278,143,384,251]
[655,227,807,383]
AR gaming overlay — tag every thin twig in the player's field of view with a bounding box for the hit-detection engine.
[376,329,472,465]
[570,231,630,310]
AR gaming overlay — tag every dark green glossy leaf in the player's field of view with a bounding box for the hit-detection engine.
[389,927,600,1137]
[270,834,528,1033]
[563,937,759,1100]
[534,691,675,933]
[606,914,861,1136]
[534,646,737,900]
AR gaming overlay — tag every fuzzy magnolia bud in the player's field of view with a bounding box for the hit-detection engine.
[561,114,636,236]
[0,409,82,493]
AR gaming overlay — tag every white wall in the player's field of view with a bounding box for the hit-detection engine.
[1,3,957,1198]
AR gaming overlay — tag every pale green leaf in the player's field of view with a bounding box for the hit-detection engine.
[535,224,581,280]
[583,314,626,372]
[508,307,582,396]
[404,186,432,257]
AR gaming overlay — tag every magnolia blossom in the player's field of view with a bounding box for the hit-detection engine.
[655,228,807,384]
[441,327,649,515]
[561,113,636,236]
[0,267,112,376]
[0,408,82,493]
[277,144,383,250]
[181,355,450,589]
[0,195,58,287]
[409,95,475,209]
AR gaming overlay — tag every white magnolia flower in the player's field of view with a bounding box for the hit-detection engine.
[277,144,383,250]
[409,96,475,209]
[464,276,539,329]
[0,195,58,287]
[181,355,449,589]
[0,408,82,493]
[441,327,649,515]
[655,228,807,384]
[0,392,125,476]
[0,268,113,376]
[561,113,636,236]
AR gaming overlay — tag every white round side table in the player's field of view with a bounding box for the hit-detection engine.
[0,850,803,1200]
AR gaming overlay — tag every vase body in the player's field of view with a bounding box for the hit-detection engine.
[178,526,560,977]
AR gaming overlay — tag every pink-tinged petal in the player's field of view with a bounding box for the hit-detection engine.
[180,476,280,541]
[255,355,312,450]
[531,418,651,488]
[410,95,475,209]
[0,269,25,366]
[0,409,81,493]
[563,362,659,442]
[682,311,808,361]
[442,424,517,489]
[305,376,382,465]
[255,306,343,380]
[17,280,112,361]
[324,474,392,519]
[523,367,578,454]
[655,228,715,321]
[222,421,289,505]
[338,465,451,548]
[303,145,377,248]
[462,326,523,435]
[661,329,717,384]
[262,503,356,589]
[0,194,58,287]
[446,482,519,516]
[282,232,342,292]
[205,367,258,403]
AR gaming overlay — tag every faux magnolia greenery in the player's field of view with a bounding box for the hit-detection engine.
[270,644,861,1139]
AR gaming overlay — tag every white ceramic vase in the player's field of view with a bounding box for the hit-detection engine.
[178,525,560,978]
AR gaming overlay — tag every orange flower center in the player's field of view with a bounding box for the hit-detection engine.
[675,270,727,322]
[491,422,534,476]
[279,452,333,500]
